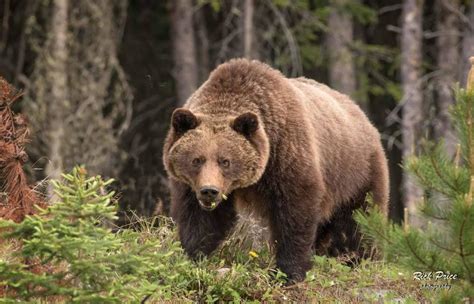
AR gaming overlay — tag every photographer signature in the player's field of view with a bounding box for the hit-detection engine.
[413,271,459,281]
[413,271,459,291]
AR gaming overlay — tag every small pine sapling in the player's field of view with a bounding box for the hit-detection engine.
[0,166,184,303]
[354,58,474,302]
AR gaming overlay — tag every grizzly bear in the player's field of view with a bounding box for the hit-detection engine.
[163,59,389,282]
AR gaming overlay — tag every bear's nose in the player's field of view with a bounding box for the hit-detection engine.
[199,186,219,200]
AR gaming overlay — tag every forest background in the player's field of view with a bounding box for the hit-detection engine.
[0,0,473,223]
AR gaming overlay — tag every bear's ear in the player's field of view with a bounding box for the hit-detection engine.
[231,112,259,136]
[172,108,199,134]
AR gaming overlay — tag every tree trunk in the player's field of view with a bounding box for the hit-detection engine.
[195,7,210,83]
[170,0,198,105]
[27,1,131,186]
[327,0,356,97]
[460,3,474,87]
[401,0,424,219]
[242,0,255,59]
[434,0,460,156]
[46,0,68,183]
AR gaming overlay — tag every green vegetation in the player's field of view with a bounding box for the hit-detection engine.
[0,167,432,303]
[355,87,474,303]
[0,167,179,303]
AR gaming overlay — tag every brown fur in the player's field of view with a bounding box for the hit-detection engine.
[163,59,389,282]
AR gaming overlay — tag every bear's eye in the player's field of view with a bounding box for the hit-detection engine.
[220,159,230,168]
[192,157,204,167]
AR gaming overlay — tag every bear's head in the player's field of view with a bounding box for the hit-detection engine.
[164,108,270,211]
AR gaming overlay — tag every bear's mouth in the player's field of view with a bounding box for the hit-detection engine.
[198,199,221,211]
[197,193,228,211]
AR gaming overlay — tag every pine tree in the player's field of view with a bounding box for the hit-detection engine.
[355,58,474,302]
[0,166,187,303]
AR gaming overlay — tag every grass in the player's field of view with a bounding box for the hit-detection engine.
[120,215,434,303]
[0,211,448,303]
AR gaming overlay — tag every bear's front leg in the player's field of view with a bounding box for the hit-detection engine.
[169,180,237,258]
[267,185,320,283]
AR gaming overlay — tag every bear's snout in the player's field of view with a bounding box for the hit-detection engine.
[200,186,219,199]
[197,186,222,210]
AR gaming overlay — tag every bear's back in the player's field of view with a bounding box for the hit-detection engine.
[290,77,378,142]
[289,77,381,206]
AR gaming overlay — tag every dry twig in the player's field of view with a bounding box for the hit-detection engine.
[0,77,45,223]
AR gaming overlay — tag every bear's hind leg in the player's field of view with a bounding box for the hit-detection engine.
[170,181,237,259]
[314,193,369,263]
[370,147,390,215]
